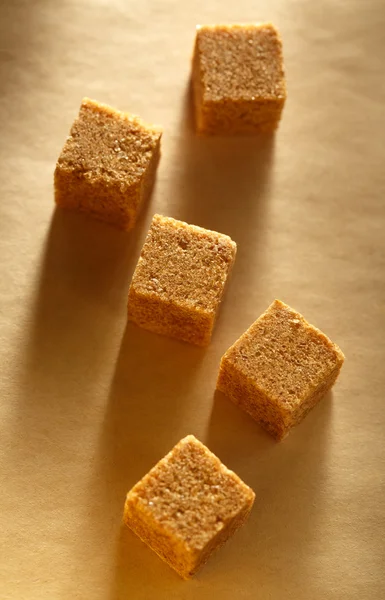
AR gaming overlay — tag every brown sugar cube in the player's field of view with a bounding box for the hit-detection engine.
[127,214,237,346]
[192,23,287,135]
[217,300,345,440]
[123,435,255,579]
[54,98,162,230]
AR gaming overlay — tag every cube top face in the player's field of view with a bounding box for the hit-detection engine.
[195,23,286,104]
[126,435,255,553]
[131,215,237,316]
[56,98,161,189]
[223,300,345,411]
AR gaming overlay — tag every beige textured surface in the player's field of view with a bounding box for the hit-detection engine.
[127,214,237,345]
[0,1,384,599]
[217,299,345,439]
[124,435,254,578]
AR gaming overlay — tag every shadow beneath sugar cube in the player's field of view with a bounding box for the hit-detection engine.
[92,322,206,497]
[205,389,275,472]
[174,80,275,230]
[14,205,147,425]
[8,203,156,599]
[83,323,207,599]
[109,523,186,599]
[168,79,277,314]
[205,388,335,594]
[180,77,196,135]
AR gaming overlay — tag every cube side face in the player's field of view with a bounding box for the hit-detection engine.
[192,40,206,133]
[127,215,236,344]
[191,492,255,575]
[123,435,255,578]
[192,23,286,135]
[196,98,285,135]
[289,362,343,429]
[124,496,196,579]
[138,138,161,216]
[54,165,140,230]
[54,98,161,229]
[218,357,342,439]
[127,285,214,346]
[124,489,254,579]
[217,356,289,439]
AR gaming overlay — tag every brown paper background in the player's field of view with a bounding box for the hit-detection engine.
[1,1,384,598]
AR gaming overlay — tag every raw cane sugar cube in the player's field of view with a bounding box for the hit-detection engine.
[127,214,237,346]
[217,300,345,440]
[192,23,287,134]
[123,435,255,579]
[54,98,162,230]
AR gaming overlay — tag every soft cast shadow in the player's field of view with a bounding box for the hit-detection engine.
[170,80,275,248]
[202,389,334,595]
[93,322,206,497]
[165,80,277,342]
[205,388,275,475]
[106,389,333,599]
[83,323,206,599]
[15,206,146,428]
[9,204,150,600]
